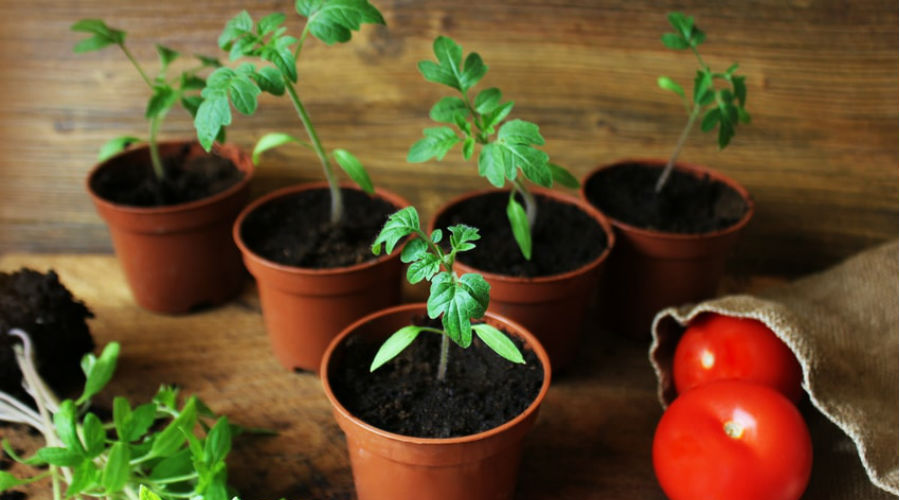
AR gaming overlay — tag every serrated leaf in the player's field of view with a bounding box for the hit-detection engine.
[195,94,231,151]
[460,52,487,91]
[429,97,468,124]
[228,73,261,115]
[478,143,508,188]
[498,142,551,187]
[82,413,106,458]
[370,326,423,372]
[667,12,693,40]
[472,324,525,364]
[661,32,690,50]
[98,136,141,162]
[407,127,460,162]
[449,224,480,252]
[66,460,99,497]
[428,273,489,348]
[253,66,285,95]
[252,132,304,164]
[507,197,532,260]
[156,44,179,68]
[417,60,459,90]
[701,108,720,132]
[433,36,462,71]
[258,12,286,35]
[218,11,253,49]
[372,207,419,255]
[35,447,83,467]
[549,163,579,188]
[406,253,441,284]
[483,101,514,129]
[101,442,129,492]
[261,42,298,83]
[474,87,502,114]
[205,417,232,466]
[462,137,475,160]
[400,237,427,264]
[301,0,385,45]
[73,36,116,53]
[498,119,544,146]
[145,85,178,119]
[333,149,374,194]
[71,19,125,52]
[657,76,686,100]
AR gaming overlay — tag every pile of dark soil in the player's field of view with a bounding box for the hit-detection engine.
[0,269,95,404]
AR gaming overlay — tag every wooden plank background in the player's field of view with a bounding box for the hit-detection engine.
[0,0,896,276]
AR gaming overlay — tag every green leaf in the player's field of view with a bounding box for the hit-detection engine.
[474,87,502,114]
[253,66,285,95]
[417,60,459,90]
[478,143,508,188]
[101,442,130,493]
[149,449,193,480]
[370,326,423,372]
[153,386,179,410]
[483,101,514,129]
[300,0,385,45]
[732,75,747,107]
[156,44,179,68]
[661,33,690,50]
[506,197,532,260]
[0,471,32,491]
[181,95,203,118]
[460,52,487,91]
[54,400,83,453]
[407,127,460,162]
[333,149,374,194]
[372,206,420,255]
[145,85,178,119]
[406,253,441,284]
[73,36,117,53]
[35,447,84,467]
[82,413,106,458]
[205,417,232,466]
[701,108,720,132]
[71,19,125,52]
[657,76,686,100]
[431,228,443,243]
[218,11,253,50]
[667,12,693,41]
[66,461,99,497]
[400,237,427,263]
[472,324,525,364]
[418,36,465,90]
[78,342,120,405]
[737,107,751,124]
[98,135,141,162]
[549,163,580,188]
[428,272,490,347]
[433,36,463,73]
[252,132,305,164]
[693,70,714,106]
[717,116,735,149]
[449,224,480,252]
[497,142,551,187]
[195,54,222,67]
[258,12,287,35]
[149,397,197,458]
[498,119,544,146]
[462,137,475,160]
[195,93,231,152]
[180,73,206,91]
[140,485,164,500]
[429,97,468,124]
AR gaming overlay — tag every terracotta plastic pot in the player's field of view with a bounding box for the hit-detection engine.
[234,182,408,372]
[581,159,754,339]
[86,141,253,314]
[430,189,615,371]
[321,303,552,500]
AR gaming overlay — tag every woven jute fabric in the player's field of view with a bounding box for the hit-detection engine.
[650,240,899,498]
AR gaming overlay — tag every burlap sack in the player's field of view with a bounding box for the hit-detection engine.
[650,240,898,498]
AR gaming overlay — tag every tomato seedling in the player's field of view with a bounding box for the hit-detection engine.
[370,207,525,380]
[673,313,804,403]
[71,19,223,181]
[194,2,384,224]
[655,12,751,192]
[408,36,580,260]
[653,380,812,500]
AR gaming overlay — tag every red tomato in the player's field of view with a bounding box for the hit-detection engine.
[673,313,804,403]
[653,381,812,500]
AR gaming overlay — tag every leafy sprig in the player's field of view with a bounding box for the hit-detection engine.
[0,329,244,500]
[655,12,751,192]
[194,2,384,224]
[71,19,223,181]
[409,36,579,260]
[370,207,525,381]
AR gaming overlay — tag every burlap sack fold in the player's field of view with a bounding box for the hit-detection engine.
[650,240,898,497]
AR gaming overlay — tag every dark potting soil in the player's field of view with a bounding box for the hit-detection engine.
[583,163,748,233]
[0,269,95,405]
[330,316,544,438]
[90,144,244,207]
[240,188,397,268]
[434,192,608,278]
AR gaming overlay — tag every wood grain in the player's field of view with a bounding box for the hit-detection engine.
[0,1,896,277]
[0,254,893,499]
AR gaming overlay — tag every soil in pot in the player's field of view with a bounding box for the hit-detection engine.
[583,162,748,233]
[240,187,397,268]
[330,316,543,438]
[90,143,244,207]
[434,192,608,278]
[0,269,95,405]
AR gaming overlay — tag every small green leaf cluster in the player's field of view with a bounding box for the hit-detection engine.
[658,12,750,150]
[71,19,223,165]
[409,36,578,260]
[369,207,525,376]
[0,341,239,500]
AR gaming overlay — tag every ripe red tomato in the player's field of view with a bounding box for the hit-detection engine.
[673,313,804,403]
[653,381,813,500]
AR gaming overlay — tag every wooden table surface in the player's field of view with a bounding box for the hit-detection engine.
[1,253,892,500]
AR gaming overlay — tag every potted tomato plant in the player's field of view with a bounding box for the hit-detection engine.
[194,4,409,372]
[73,19,253,314]
[409,35,615,370]
[321,207,551,500]
[581,12,754,338]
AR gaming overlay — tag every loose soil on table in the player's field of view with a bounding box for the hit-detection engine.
[0,269,95,405]
[434,192,608,278]
[583,163,748,233]
[240,188,397,268]
[90,144,244,207]
[330,316,544,438]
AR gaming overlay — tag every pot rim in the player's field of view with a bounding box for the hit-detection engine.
[320,303,552,446]
[85,140,254,215]
[233,181,410,276]
[430,188,616,285]
[580,158,755,241]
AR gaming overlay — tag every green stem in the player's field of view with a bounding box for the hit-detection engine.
[150,473,199,485]
[294,25,311,61]
[285,82,343,224]
[512,178,537,229]
[148,114,165,182]
[656,104,700,193]
[436,331,450,381]
[119,44,154,89]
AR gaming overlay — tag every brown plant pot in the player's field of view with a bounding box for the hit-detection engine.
[234,182,409,372]
[86,141,253,314]
[581,159,754,339]
[430,189,615,371]
[320,303,551,500]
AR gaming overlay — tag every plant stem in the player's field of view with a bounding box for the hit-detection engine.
[285,81,343,224]
[294,25,311,61]
[148,114,165,182]
[436,333,450,381]
[655,104,700,193]
[119,44,154,89]
[512,178,537,229]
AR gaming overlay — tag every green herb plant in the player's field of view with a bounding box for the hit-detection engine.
[193,1,384,224]
[71,19,224,181]
[408,36,580,261]
[0,329,240,500]
[370,207,525,381]
[655,12,751,193]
